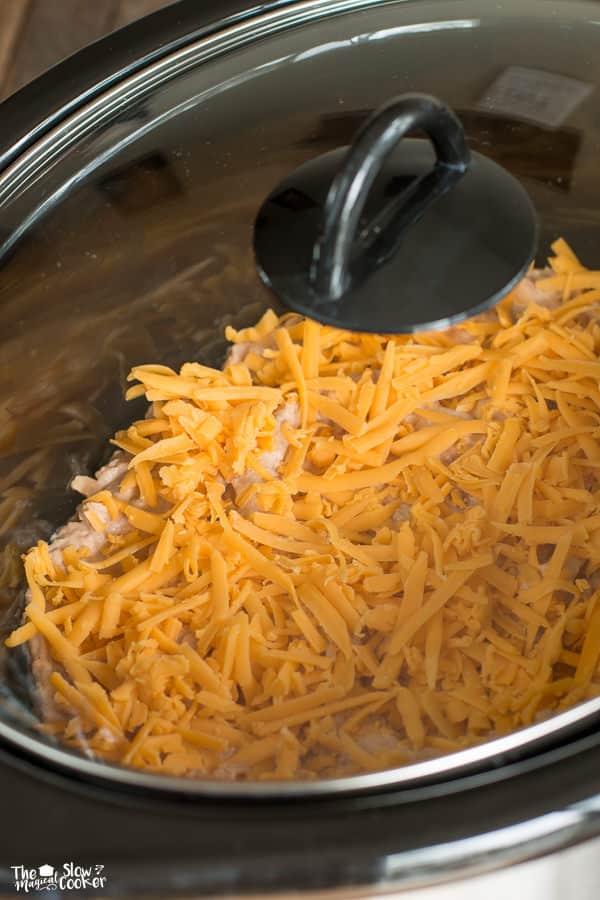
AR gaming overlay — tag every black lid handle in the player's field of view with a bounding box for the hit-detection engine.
[310,94,471,302]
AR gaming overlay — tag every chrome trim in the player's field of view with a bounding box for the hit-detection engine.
[2,690,600,798]
[0,0,400,205]
[231,817,600,899]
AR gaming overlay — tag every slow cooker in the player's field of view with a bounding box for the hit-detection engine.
[2,0,600,895]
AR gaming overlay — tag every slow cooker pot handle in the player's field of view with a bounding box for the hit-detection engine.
[310,93,471,301]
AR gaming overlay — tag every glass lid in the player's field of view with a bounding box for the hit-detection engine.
[1,0,600,797]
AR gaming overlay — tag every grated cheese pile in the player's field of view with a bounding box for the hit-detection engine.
[7,238,600,781]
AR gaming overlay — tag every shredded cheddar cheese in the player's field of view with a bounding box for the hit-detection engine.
[8,239,600,781]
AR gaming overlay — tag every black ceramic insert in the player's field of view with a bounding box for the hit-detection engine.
[254,94,538,333]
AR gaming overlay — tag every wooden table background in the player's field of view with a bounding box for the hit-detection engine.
[0,0,176,100]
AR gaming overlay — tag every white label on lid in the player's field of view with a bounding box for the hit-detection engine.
[478,65,593,128]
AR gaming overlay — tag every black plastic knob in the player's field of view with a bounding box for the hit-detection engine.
[254,93,538,334]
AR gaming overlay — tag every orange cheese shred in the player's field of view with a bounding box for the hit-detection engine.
[9,239,600,781]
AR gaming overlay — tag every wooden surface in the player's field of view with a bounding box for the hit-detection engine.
[0,0,175,100]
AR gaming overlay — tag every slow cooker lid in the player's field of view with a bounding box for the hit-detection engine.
[1,0,600,798]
